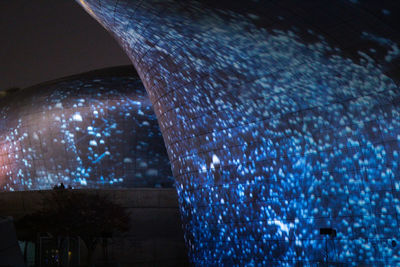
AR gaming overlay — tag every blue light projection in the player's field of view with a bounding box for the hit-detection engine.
[76,0,400,265]
[0,67,173,191]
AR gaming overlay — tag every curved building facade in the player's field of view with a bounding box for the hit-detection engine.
[0,66,173,191]
[76,1,400,265]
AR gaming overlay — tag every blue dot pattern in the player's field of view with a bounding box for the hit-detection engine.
[76,0,400,265]
[0,69,174,190]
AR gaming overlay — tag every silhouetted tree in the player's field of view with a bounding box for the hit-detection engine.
[15,188,130,266]
[15,212,43,264]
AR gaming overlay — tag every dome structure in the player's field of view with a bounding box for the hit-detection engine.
[75,1,400,265]
[0,66,173,191]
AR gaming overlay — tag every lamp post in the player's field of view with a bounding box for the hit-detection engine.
[320,228,337,264]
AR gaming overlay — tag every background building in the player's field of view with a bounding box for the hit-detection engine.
[0,66,173,191]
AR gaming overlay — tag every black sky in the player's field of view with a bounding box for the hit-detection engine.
[0,0,131,90]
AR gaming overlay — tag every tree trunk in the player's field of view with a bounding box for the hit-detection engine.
[102,238,108,265]
[23,241,28,264]
[82,238,97,267]
[57,236,61,267]
[87,248,93,267]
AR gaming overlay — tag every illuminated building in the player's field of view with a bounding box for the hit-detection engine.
[78,0,400,264]
[0,66,173,191]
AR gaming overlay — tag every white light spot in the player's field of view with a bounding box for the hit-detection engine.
[89,140,97,146]
[124,157,133,163]
[73,113,83,122]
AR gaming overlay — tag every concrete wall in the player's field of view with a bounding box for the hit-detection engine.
[0,189,189,266]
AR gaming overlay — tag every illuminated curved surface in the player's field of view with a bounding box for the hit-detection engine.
[0,67,173,191]
[76,1,400,265]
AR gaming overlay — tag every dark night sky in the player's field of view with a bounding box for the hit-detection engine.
[0,0,131,90]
